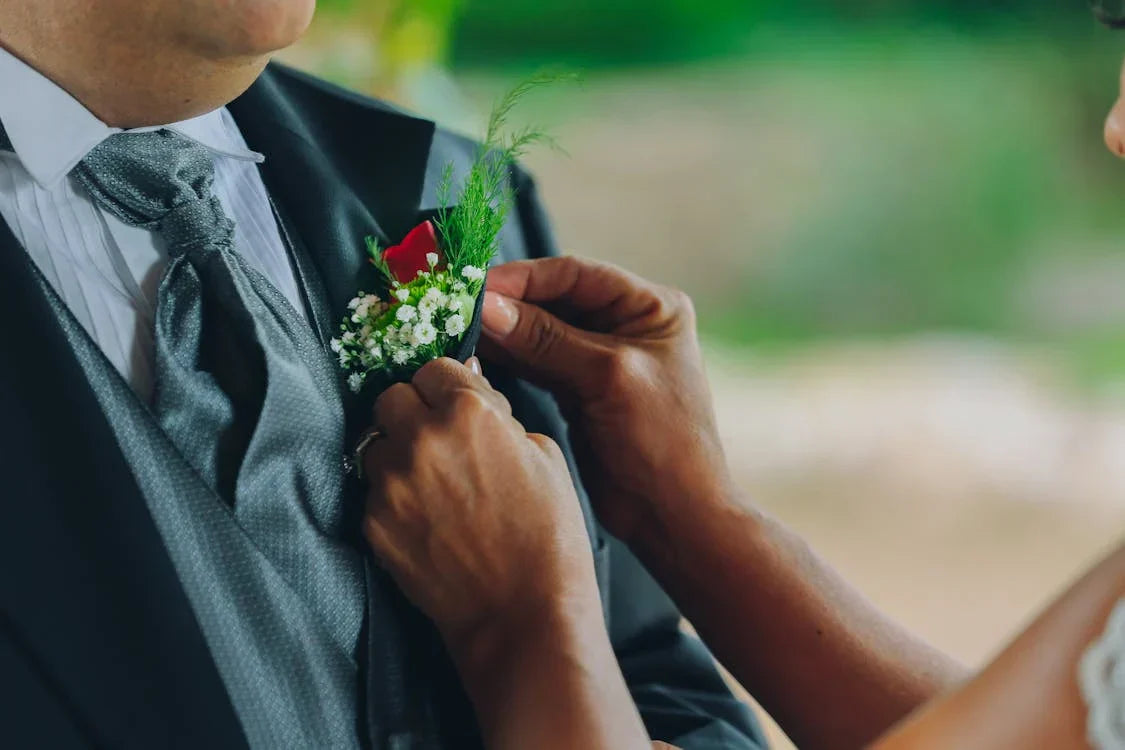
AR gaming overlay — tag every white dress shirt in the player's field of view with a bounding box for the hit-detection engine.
[0,47,305,401]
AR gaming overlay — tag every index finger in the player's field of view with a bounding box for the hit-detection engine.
[486,256,666,327]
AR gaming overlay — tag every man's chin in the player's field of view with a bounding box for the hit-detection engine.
[196,0,317,59]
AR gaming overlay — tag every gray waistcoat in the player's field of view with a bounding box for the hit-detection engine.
[33,262,364,749]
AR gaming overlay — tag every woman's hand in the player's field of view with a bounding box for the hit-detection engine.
[479,256,734,547]
[361,357,651,750]
[479,258,965,750]
[361,356,595,647]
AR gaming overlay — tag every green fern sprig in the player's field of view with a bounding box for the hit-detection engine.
[434,73,571,275]
[365,235,391,279]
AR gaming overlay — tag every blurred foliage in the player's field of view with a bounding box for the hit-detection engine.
[684,30,1125,383]
[451,0,753,66]
[448,0,1095,66]
[316,0,1101,68]
[312,0,462,89]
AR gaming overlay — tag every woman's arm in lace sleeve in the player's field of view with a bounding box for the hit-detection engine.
[871,542,1125,750]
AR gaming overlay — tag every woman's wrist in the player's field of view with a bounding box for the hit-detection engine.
[631,475,763,577]
[442,588,641,749]
[442,586,606,686]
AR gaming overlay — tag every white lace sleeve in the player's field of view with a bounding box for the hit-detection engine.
[1080,597,1125,749]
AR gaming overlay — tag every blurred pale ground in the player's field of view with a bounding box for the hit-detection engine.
[284,3,1125,746]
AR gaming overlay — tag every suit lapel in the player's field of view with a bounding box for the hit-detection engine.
[0,222,246,748]
[228,65,484,327]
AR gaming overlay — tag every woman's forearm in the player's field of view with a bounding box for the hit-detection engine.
[446,591,650,750]
[630,484,967,750]
[872,544,1125,750]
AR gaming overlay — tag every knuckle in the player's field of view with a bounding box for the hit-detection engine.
[647,284,694,326]
[490,389,514,416]
[555,254,585,277]
[373,382,412,418]
[449,387,492,420]
[529,432,563,459]
[667,287,696,322]
[425,389,494,440]
[602,347,648,391]
[526,313,565,359]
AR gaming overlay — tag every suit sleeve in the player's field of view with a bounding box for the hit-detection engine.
[509,167,769,749]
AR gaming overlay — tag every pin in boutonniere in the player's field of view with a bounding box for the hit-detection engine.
[332,75,563,392]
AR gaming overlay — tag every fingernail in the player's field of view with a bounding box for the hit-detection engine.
[482,291,518,337]
[467,356,482,375]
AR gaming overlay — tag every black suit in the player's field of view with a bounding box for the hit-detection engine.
[0,64,766,749]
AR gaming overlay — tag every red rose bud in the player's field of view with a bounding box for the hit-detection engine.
[382,220,442,284]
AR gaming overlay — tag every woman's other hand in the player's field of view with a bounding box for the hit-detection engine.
[479,256,733,547]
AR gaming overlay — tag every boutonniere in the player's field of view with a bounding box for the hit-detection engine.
[332,75,562,393]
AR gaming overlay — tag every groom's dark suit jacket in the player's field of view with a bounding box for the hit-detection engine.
[0,64,765,749]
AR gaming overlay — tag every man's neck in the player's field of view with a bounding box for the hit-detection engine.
[0,7,270,128]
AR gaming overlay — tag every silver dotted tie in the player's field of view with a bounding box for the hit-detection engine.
[73,129,364,658]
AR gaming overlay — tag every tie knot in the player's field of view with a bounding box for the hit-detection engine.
[73,129,234,257]
[163,195,235,256]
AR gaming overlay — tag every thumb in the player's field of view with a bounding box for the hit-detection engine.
[480,290,610,396]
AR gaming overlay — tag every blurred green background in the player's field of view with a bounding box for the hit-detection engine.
[284,5,1125,746]
[295,0,1125,385]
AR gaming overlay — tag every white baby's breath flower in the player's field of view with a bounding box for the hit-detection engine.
[444,313,466,337]
[338,351,351,367]
[460,265,484,282]
[395,288,410,302]
[391,348,411,366]
[357,294,379,312]
[426,252,439,268]
[395,305,417,323]
[347,373,364,393]
[341,331,356,344]
[453,281,467,293]
[417,297,438,316]
[424,287,444,302]
[348,297,362,311]
[411,321,437,347]
[367,344,383,360]
[329,338,343,353]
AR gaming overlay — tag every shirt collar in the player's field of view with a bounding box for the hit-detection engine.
[0,45,264,189]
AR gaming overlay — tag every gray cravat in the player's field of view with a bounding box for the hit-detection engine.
[73,130,365,659]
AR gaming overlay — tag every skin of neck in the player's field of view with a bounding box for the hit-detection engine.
[0,0,312,128]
